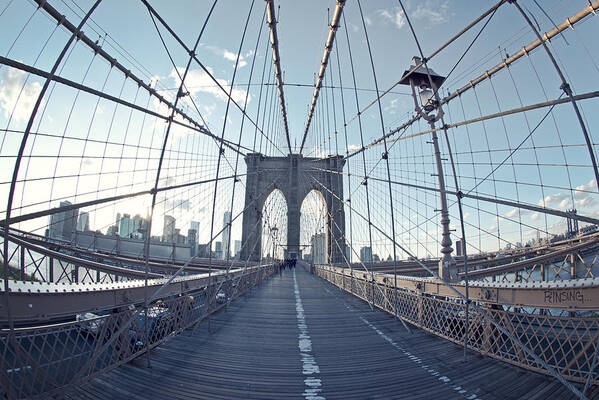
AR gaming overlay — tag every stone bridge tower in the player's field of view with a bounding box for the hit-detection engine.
[241,153,346,263]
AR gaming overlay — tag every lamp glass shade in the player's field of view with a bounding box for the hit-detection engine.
[419,88,434,109]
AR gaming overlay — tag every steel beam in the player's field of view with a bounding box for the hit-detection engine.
[265,0,292,153]
[299,0,346,154]
[320,264,599,311]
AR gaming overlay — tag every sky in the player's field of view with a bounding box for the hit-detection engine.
[0,0,598,260]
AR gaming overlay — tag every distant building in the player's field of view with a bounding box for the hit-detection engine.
[360,246,372,263]
[196,243,210,258]
[234,240,242,259]
[77,211,89,232]
[190,220,200,239]
[214,241,222,260]
[130,214,149,239]
[48,200,78,241]
[107,225,118,236]
[114,213,121,235]
[222,211,231,260]
[187,229,197,246]
[119,214,132,238]
[175,228,186,244]
[163,215,175,243]
[311,233,326,264]
[344,242,351,262]
[456,240,462,257]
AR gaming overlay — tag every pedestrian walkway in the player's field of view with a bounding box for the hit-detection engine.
[67,265,580,399]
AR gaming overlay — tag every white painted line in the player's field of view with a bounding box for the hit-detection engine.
[294,269,325,400]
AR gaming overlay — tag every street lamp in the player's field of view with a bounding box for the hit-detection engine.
[399,56,456,281]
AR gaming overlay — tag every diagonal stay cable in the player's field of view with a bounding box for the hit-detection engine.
[140,0,286,157]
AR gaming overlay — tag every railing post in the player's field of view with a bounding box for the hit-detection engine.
[417,293,424,325]
[48,257,54,283]
[481,305,493,356]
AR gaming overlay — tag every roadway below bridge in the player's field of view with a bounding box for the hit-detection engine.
[67,265,591,399]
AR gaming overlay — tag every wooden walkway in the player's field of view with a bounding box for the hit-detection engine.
[66,266,596,399]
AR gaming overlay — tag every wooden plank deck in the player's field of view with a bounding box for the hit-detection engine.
[66,266,598,399]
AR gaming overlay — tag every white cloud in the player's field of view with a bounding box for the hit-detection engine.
[222,50,237,61]
[530,212,540,221]
[539,192,570,209]
[532,179,598,217]
[505,208,519,218]
[412,1,451,25]
[378,8,405,29]
[347,144,361,152]
[0,68,42,122]
[575,179,597,193]
[364,16,372,26]
[204,45,248,68]
[170,66,248,104]
[384,98,400,113]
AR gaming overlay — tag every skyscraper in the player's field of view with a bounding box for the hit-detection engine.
[215,241,222,259]
[360,246,372,263]
[77,211,90,232]
[190,220,200,240]
[48,201,78,241]
[234,240,241,259]
[119,214,132,238]
[222,211,231,260]
[163,215,175,243]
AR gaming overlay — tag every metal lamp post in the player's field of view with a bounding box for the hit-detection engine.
[399,56,456,281]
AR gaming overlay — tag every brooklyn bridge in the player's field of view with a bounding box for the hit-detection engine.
[1,0,599,398]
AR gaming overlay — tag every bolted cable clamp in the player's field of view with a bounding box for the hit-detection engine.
[560,82,572,96]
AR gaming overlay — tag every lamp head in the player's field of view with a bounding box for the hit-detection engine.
[398,56,446,90]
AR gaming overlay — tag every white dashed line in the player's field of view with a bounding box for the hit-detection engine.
[294,269,325,400]
[341,300,482,400]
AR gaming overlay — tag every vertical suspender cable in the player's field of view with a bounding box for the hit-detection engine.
[342,11,376,309]
[356,0,409,331]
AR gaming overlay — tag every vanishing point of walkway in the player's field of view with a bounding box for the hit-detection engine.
[67,266,584,399]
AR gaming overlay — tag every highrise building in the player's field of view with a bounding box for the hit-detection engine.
[234,240,242,259]
[77,211,90,232]
[163,215,175,243]
[115,213,121,235]
[222,211,231,260]
[131,214,142,233]
[119,214,132,238]
[187,229,197,246]
[175,228,186,244]
[190,220,200,241]
[48,201,78,241]
[214,241,222,259]
[311,233,326,264]
[360,246,372,263]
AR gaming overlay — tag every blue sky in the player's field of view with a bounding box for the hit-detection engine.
[1,0,598,259]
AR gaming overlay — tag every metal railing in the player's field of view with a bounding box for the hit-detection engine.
[0,263,276,399]
[315,265,599,386]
